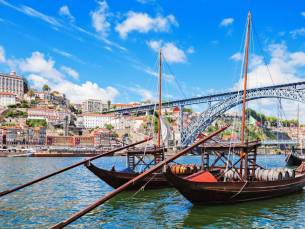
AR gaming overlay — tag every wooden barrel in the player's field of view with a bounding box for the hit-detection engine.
[261,170,269,181]
[282,171,290,180]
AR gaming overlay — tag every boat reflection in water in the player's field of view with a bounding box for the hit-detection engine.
[183,191,305,228]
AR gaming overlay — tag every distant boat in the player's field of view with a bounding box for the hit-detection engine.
[8,148,35,157]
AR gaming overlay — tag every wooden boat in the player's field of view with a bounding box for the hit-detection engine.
[286,152,305,166]
[164,166,305,204]
[164,11,305,205]
[164,141,305,204]
[286,106,305,167]
[85,51,197,189]
[85,161,170,190]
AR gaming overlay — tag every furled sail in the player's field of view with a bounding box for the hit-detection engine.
[160,117,172,145]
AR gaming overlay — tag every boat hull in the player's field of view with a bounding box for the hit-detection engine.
[85,162,171,190]
[164,170,305,205]
[286,153,305,166]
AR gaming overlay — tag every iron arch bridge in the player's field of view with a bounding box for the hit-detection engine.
[105,81,305,114]
[181,87,305,147]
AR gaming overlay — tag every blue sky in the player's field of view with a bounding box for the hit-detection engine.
[0,0,304,111]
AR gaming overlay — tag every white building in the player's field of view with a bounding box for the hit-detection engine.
[82,99,107,113]
[82,113,115,129]
[80,113,147,131]
[0,92,16,107]
[0,72,28,97]
[28,107,70,123]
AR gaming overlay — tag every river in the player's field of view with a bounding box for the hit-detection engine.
[1,155,304,228]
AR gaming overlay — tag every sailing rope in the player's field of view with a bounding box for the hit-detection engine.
[132,173,158,197]
[230,180,248,199]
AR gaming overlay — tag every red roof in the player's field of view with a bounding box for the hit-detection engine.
[0,92,16,96]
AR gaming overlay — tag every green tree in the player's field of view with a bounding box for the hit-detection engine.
[105,123,114,131]
[183,107,192,113]
[107,100,111,111]
[5,109,28,118]
[19,100,30,108]
[27,89,35,98]
[26,119,47,127]
[42,84,50,92]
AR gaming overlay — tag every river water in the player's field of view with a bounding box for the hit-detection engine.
[1,155,304,228]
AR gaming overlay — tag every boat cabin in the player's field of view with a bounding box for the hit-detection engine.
[126,147,166,172]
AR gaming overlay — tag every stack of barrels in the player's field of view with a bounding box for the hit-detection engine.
[255,168,295,181]
[224,168,295,181]
[224,170,243,181]
[170,164,198,175]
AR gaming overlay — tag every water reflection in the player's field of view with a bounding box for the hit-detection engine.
[183,191,305,228]
[0,155,303,228]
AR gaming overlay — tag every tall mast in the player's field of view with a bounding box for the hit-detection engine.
[297,103,300,145]
[157,49,162,147]
[241,11,252,144]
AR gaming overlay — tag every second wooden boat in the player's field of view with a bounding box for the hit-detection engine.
[164,11,305,205]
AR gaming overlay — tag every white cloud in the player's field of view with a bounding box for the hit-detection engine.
[230,52,242,61]
[147,40,187,63]
[233,43,305,121]
[234,43,305,90]
[187,46,195,54]
[55,81,118,103]
[0,46,5,63]
[52,48,85,64]
[59,5,75,22]
[61,66,79,79]
[28,74,48,88]
[0,0,128,53]
[2,49,118,103]
[19,52,63,81]
[21,5,61,27]
[143,67,175,83]
[90,1,110,38]
[162,43,186,63]
[116,12,178,39]
[220,18,234,27]
[0,0,61,27]
[127,86,154,101]
[137,0,155,4]
[52,48,73,59]
[301,12,305,17]
[290,28,305,39]
[147,40,162,50]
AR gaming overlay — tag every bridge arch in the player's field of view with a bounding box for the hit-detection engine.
[181,88,305,146]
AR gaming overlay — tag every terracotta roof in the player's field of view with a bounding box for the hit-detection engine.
[82,113,115,117]
[0,92,16,96]
[113,103,140,107]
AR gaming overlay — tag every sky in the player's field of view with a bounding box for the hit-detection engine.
[0,0,304,119]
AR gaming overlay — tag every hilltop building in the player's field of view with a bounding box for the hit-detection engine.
[78,113,115,129]
[0,92,16,107]
[28,107,71,124]
[0,72,28,97]
[82,99,107,113]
